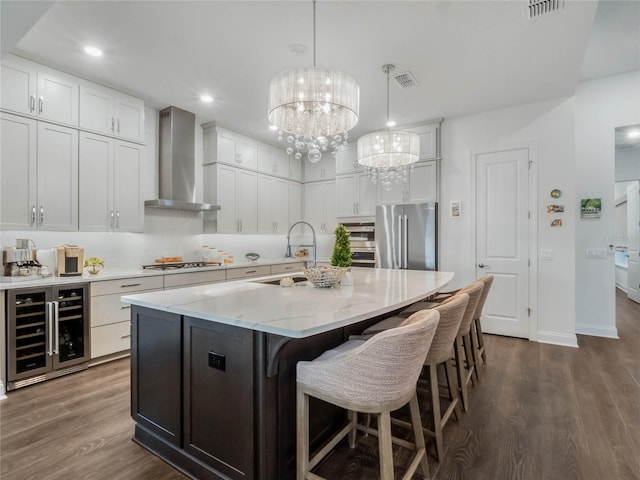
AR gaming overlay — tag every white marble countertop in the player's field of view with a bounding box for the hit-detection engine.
[0,257,306,291]
[122,268,454,338]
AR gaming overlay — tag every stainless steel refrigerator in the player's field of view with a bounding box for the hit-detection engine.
[375,202,438,270]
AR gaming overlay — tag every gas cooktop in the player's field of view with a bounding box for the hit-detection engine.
[141,261,220,271]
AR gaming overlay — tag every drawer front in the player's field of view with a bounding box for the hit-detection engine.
[164,270,226,289]
[225,265,271,280]
[91,294,134,327]
[270,263,305,274]
[91,321,131,358]
[91,275,163,296]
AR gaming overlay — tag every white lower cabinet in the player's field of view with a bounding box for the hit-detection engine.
[271,262,305,274]
[79,132,143,232]
[89,276,163,361]
[163,270,225,289]
[226,265,271,280]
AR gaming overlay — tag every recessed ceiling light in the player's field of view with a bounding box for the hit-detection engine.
[84,46,103,57]
[200,95,213,103]
[386,120,396,127]
[269,125,278,131]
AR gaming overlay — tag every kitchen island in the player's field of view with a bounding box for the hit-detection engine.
[122,267,453,480]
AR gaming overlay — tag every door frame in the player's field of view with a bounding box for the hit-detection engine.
[470,142,538,341]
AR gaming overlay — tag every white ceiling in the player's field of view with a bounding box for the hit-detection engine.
[2,0,639,146]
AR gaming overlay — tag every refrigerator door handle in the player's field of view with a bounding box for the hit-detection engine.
[403,214,409,269]
[53,301,60,355]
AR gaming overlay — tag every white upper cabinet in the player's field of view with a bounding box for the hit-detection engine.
[1,117,79,231]
[79,84,144,142]
[335,144,359,175]
[303,180,337,235]
[1,113,37,230]
[336,173,378,217]
[207,126,258,170]
[289,155,302,182]
[406,122,440,161]
[79,132,143,232]
[204,163,257,234]
[257,144,290,178]
[257,175,289,234]
[378,160,438,204]
[304,156,336,182]
[1,55,79,126]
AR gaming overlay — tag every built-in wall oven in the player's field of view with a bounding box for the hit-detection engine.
[342,221,376,268]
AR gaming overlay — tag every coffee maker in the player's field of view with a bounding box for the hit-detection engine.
[2,239,40,276]
[55,245,85,276]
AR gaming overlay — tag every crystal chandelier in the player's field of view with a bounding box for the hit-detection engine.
[268,0,359,163]
[357,64,420,190]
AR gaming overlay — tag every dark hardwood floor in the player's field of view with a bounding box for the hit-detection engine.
[1,289,639,480]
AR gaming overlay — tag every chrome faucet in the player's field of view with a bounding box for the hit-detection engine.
[286,221,317,267]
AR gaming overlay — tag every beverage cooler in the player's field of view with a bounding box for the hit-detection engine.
[6,283,90,390]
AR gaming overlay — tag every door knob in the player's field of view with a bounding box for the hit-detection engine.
[478,263,491,268]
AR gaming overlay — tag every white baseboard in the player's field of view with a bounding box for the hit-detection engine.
[575,324,619,339]
[0,381,7,400]
[536,331,578,348]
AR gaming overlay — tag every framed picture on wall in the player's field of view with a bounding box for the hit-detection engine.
[580,198,601,219]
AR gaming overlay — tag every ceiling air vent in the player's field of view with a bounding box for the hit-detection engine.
[528,0,563,19]
[393,71,418,89]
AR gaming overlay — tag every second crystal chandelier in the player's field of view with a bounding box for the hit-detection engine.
[357,64,420,190]
[268,0,359,163]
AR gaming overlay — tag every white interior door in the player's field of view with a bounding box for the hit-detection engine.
[475,147,531,338]
[627,181,640,303]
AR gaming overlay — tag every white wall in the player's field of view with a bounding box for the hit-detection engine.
[574,71,640,338]
[440,97,577,346]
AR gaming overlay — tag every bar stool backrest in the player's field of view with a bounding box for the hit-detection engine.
[425,293,469,365]
[296,309,440,410]
[475,275,494,320]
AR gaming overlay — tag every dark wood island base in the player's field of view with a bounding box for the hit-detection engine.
[130,305,393,480]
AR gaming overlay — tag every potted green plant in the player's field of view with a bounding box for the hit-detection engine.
[84,257,104,275]
[330,224,353,285]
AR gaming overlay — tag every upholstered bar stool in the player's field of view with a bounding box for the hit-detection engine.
[361,294,469,462]
[448,282,483,410]
[296,309,440,480]
[470,275,494,368]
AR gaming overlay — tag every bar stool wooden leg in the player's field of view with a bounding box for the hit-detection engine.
[475,316,487,364]
[378,411,394,480]
[428,363,445,461]
[348,410,357,448]
[297,388,309,480]
[463,333,477,387]
[454,336,469,412]
[408,393,430,479]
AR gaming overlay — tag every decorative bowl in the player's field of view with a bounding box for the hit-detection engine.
[303,266,346,288]
[245,252,260,262]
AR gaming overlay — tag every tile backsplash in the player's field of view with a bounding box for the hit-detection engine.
[1,209,333,269]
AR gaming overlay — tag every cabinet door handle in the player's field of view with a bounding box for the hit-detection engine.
[110,210,115,228]
[275,221,278,232]
[245,270,257,274]
[31,205,36,225]
[120,283,141,288]
[116,210,120,228]
[38,97,44,114]
[121,334,131,339]
[117,118,121,134]
[30,95,36,112]
[111,117,115,133]
[120,305,131,310]
[40,206,44,225]
[240,219,243,232]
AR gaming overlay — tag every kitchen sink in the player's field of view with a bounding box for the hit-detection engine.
[253,276,308,286]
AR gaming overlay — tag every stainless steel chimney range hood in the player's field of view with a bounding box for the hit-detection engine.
[145,106,220,212]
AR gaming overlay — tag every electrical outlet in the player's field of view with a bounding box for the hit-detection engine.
[208,351,226,371]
